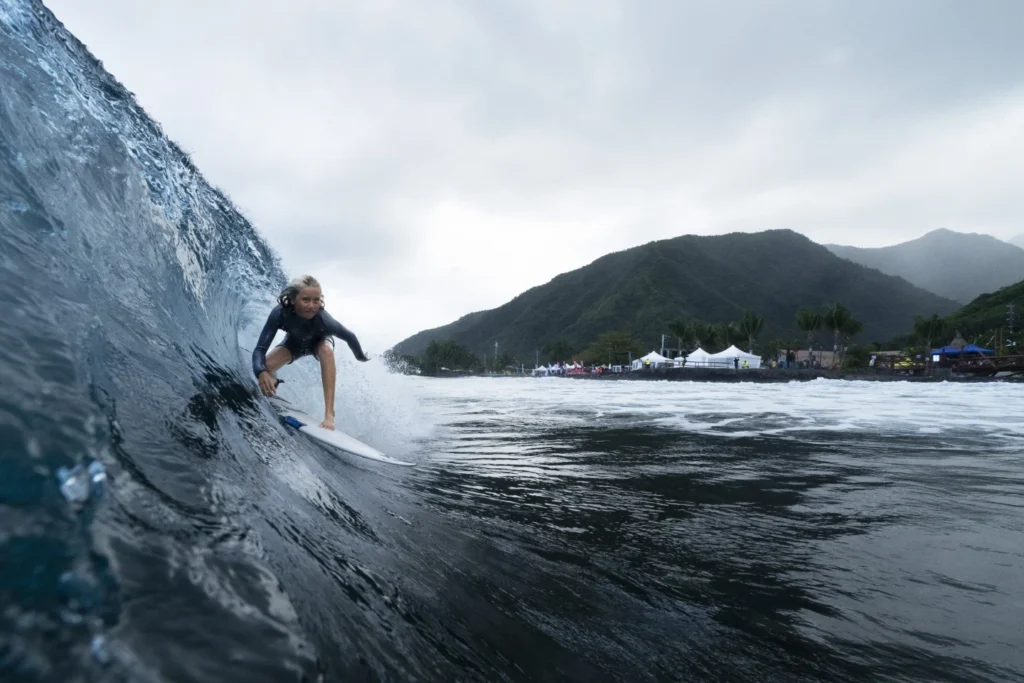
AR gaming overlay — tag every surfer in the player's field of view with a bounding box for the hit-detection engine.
[252,275,370,430]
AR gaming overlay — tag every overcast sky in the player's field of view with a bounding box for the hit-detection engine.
[45,0,1024,349]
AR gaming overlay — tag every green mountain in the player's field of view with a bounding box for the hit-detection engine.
[944,279,1024,337]
[826,228,1024,304]
[393,230,959,359]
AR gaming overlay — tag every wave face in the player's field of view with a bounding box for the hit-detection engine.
[0,2,326,679]
[1,5,478,682]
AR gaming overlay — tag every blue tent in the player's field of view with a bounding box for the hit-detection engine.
[931,343,994,356]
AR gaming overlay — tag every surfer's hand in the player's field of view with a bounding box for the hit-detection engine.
[358,353,371,362]
[258,371,277,397]
[320,413,335,430]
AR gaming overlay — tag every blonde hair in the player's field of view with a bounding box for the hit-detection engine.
[277,275,324,309]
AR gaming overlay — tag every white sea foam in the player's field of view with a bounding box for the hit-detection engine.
[406,376,1024,443]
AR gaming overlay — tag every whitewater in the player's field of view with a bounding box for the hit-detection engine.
[3,2,1024,682]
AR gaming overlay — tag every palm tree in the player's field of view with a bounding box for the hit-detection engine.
[822,304,857,369]
[823,303,853,349]
[837,318,863,368]
[685,322,699,349]
[717,321,739,350]
[695,323,717,351]
[912,314,947,356]
[740,310,764,354]
[840,317,863,347]
[796,307,823,363]
[686,320,701,349]
[667,319,690,355]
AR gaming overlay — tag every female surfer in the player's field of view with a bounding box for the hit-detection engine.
[252,275,369,430]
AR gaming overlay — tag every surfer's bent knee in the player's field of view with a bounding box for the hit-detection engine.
[316,340,334,360]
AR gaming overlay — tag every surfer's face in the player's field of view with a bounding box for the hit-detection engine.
[295,286,322,319]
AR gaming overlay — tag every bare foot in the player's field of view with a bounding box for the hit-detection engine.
[320,415,335,430]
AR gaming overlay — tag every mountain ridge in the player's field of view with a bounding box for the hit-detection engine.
[945,279,1024,339]
[394,229,959,359]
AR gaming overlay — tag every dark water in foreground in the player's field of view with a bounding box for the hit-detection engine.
[399,378,1024,683]
[3,1,1024,680]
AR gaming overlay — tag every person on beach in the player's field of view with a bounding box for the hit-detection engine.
[251,275,370,430]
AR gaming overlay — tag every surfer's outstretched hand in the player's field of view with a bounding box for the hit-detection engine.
[358,352,372,362]
[320,414,335,430]
[257,371,277,397]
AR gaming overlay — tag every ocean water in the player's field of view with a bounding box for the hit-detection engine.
[409,377,1024,682]
[3,2,1024,682]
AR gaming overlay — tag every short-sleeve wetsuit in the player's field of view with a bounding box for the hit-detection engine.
[251,305,368,377]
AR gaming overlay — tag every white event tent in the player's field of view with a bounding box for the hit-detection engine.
[639,351,672,367]
[708,345,762,369]
[680,347,713,367]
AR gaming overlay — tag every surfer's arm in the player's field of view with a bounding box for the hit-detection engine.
[320,310,369,361]
[252,306,283,376]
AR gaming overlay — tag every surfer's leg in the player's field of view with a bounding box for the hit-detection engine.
[257,346,292,397]
[265,346,292,376]
[316,339,336,430]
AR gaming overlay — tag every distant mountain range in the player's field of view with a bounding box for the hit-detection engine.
[1009,233,1024,250]
[825,229,1024,304]
[394,230,958,360]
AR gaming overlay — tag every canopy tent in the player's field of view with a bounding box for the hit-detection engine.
[639,351,671,366]
[679,347,720,368]
[708,345,762,369]
[630,359,644,371]
[931,343,994,356]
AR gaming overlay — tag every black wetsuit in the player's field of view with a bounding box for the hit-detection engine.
[251,305,368,377]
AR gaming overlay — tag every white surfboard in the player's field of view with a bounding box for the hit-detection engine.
[268,396,414,466]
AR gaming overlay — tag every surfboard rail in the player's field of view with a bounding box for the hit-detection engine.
[268,396,415,466]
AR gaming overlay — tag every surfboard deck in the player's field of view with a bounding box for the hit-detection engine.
[268,396,414,466]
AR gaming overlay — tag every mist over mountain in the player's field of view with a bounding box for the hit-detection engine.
[826,229,1024,304]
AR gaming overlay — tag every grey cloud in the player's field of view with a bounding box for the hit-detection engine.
[42,0,1024,344]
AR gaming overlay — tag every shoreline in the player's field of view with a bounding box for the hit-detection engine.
[415,369,1022,383]
[564,367,1022,383]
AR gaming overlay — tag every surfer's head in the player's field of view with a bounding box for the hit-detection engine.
[278,275,324,319]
